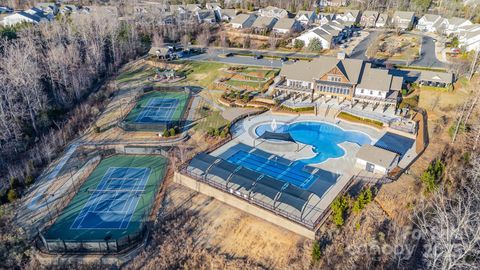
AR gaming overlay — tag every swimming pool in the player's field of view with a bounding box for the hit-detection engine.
[255,121,371,163]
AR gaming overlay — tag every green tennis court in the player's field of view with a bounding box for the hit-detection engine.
[123,91,189,125]
[44,155,167,243]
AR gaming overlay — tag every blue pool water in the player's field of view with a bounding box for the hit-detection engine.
[255,121,372,164]
[227,150,319,188]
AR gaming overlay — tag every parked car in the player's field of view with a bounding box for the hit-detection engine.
[281,56,288,62]
[219,52,234,58]
[254,54,263,59]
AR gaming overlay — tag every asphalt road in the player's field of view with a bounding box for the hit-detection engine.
[185,50,285,68]
[184,31,445,69]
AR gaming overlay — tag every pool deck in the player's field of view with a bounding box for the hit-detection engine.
[210,112,390,220]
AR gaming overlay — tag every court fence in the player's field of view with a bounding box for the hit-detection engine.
[39,224,147,254]
[118,86,192,132]
[36,150,168,254]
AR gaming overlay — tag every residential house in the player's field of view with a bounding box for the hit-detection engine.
[170,4,187,14]
[317,0,348,7]
[273,18,301,34]
[416,14,444,33]
[274,55,403,107]
[360,11,379,28]
[196,9,217,23]
[258,6,289,19]
[134,2,169,15]
[230,13,257,29]
[417,70,454,88]
[218,9,239,21]
[316,13,335,25]
[36,2,59,15]
[376,13,389,27]
[148,46,174,60]
[186,4,202,13]
[355,145,399,174]
[392,11,415,30]
[293,23,342,49]
[251,16,277,34]
[336,10,361,24]
[0,6,13,13]
[443,17,472,35]
[2,8,52,26]
[295,10,317,26]
[206,2,221,10]
[458,24,480,51]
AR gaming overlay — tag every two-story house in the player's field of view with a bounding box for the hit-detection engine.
[457,24,480,51]
[295,10,317,26]
[316,12,336,25]
[443,17,472,35]
[258,6,289,19]
[360,11,379,28]
[336,10,361,24]
[392,11,415,30]
[376,13,389,28]
[416,14,444,33]
[230,13,257,29]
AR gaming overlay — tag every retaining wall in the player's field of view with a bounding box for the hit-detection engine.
[174,172,316,239]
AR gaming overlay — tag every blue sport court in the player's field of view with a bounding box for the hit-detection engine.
[135,97,179,123]
[227,150,320,189]
[70,167,151,230]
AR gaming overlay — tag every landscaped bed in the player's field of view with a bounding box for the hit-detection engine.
[337,112,384,128]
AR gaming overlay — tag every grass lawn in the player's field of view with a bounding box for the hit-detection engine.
[173,61,229,89]
[116,65,156,85]
[337,112,384,128]
[193,109,228,132]
[227,79,264,88]
[44,155,167,242]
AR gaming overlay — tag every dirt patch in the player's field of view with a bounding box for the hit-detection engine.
[161,183,310,269]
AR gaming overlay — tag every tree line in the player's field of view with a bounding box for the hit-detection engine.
[0,10,146,201]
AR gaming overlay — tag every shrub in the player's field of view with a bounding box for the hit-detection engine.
[93,125,101,133]
[352,187,373,214]
[162,129,170,137]
[311,241,321,262]
[293,39,305,49]
[25,175,34,187]
[7,189,18,202]
[421,159,444,194]
[169,128,176,137]
[307,38,323,52]
[331,195,349,226]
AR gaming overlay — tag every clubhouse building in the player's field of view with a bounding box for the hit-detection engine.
[274,55,403,108]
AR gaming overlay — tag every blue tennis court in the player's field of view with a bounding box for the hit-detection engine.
[70,167,151,230]
[135,97,179,123]
[227,150,319,189]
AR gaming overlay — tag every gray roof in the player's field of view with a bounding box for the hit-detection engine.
[391,76,403,91]
[148,47,170,56]
[252,16,276,28]
[357,64,394,92]
[361,10,378,18]
[296,10,315,18]
[419,70,453,84]
[273,18,296,30]
[280,56,364,83]
[230,13,254,25]
[445,17,470,26]
[221,9,238,18]
[197,9,216,20]
[356,145,399,168]
[344,9,360,18]
[394,11,415,20]
[421,14,442,23]
[377,13,388,23]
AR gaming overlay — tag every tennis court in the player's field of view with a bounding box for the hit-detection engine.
[124,91,189,125]
[44,155,167,243]
[70,167,151,230]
